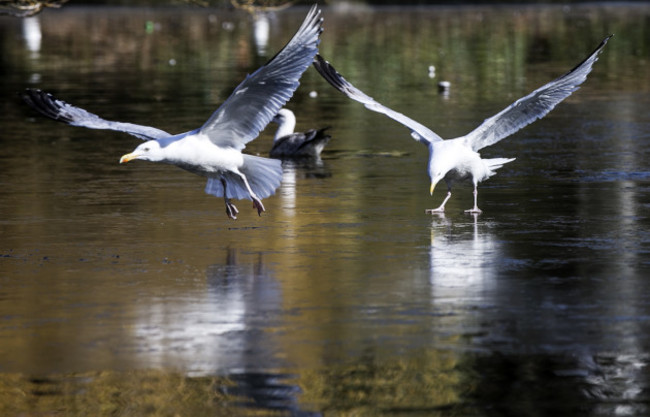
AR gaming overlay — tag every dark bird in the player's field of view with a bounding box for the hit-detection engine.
[270,108,331,158]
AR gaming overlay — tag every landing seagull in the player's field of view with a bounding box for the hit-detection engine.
[23,5,323,220]
[270,108,331,158]
[314,36,611,214]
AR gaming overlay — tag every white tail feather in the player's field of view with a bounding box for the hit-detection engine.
[204,155,283,201]
[485,157,516,172]
[240,154,283,199]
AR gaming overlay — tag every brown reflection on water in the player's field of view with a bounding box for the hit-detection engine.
[2,3,650,415]
[0,370,236,416]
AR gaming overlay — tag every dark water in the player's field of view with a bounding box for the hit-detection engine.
[1,3,650,416]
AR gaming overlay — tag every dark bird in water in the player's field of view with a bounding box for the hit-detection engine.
[270,108,331,158]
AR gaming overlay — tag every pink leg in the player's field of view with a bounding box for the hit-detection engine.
[251,197,265,216]
[235,172,265,216]
[464,185,482,214]
[426,190,452,214]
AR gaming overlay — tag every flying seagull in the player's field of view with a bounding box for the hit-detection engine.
[23,5,323,220]
[270,108,331,158]
[314,35,611,214]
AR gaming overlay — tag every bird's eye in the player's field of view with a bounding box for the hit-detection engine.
[144,147,150,152]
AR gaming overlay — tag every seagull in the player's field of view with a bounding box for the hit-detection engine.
[314,35,611,214]
[23,5,323,220]
[270,108,331,158]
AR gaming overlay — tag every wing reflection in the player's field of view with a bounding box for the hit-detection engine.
[428,213,500,303]
[133,248,281,374]
[468,349,649,415]
[586,352,649,416]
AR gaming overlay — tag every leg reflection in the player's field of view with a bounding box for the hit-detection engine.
[428,212,498,302]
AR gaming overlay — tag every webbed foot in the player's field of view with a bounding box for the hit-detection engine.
[252,197,265,216]
[225,201,239,220]
[425,207,445,214]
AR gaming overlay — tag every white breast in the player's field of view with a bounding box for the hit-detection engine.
[165,133,244,175]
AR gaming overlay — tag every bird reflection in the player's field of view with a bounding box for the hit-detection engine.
[278,158,331,215]
[280,163,297,215]
[133,248,281,374]
[252,12,270,56]
[22,16,41,57]
[205,248,279,311]
[206,249,307,414]
[428,213,499,302]
[468,349,649,415]
[585,352,649,415]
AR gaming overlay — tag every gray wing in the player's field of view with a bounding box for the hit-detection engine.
[313,54,443,145]
[464,35,611,152]
[23,89,173,141]
[199,5,323,150]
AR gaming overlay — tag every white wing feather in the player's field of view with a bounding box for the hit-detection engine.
[313,54,443,145]
[199,5,323,150]
[463,35,611,151]
[23,89,173,141]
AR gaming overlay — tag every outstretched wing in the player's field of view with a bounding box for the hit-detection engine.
[313,54,443,145]
[23,89,173,141]
[463,35,611,152]
[199,5,323,150]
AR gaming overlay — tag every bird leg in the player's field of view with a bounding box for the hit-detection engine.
[221,178,239,220]
[237,173,265,216]
[225,199,239,219]
[464,186,482,214]
[426,190,452,214]
[248,196,264,216]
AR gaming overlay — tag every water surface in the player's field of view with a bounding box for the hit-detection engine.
[1,3,650,416]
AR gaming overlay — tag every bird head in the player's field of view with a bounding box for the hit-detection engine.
[429,172,444,195]
[428,151,451,195]
[272,108,294,125]
[271,108,297,141]
[120,140,163,163]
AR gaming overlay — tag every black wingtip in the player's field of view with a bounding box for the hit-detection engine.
[602,34,613,46]
[595,34,613,53]
[22,88,74,124]
[313,54,327,70]
[560,34,612,78]
[313,54,348,94]
[23,89,54,118]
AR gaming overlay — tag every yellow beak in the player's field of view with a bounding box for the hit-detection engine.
[119,153,138,164]
[430,182,436,195]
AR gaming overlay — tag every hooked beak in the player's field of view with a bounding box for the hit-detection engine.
[119,153,138,164]
[430,182,436,195]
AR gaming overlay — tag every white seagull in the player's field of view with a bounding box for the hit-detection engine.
[270,108,331,158]
[314,35,611,214]
[23,5,323,220]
